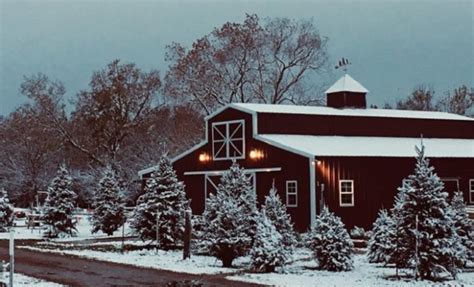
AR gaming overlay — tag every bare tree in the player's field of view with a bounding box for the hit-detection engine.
[165,14,329,115]
[0,105,62,206]
[396,85,436,111]
[73,60,162,165]
[436,85,473,116]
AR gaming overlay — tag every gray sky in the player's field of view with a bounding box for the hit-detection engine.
[1,0,473,115]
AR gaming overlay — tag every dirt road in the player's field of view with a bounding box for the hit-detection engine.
[0,240,262,287]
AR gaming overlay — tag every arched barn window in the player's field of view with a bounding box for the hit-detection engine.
[212,120,245,160]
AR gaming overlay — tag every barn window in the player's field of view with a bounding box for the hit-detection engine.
[286,180,298,207]
[339,180,354,207]
[470,179,474,204]
[212,120,245,160]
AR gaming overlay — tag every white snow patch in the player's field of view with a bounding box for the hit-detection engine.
[325,74,369,94]
[0,272,64,287]
[228,252,474,287]
[0,214,132,241]
[259,134,474,158]
[230,103,474,121]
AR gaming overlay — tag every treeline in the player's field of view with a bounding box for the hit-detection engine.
[0,14,331,207]
[383,85,473,116]
[0,14,472,207]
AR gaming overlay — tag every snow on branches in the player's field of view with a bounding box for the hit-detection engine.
[43,164,78,238]
[308,206,354,271]
[90,166,126,236]
[131,156,188,249]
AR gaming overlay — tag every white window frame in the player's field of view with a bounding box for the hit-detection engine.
[211,120,245,161]
[339,179,354,207]
[469,179,474,204]
[286,180,298,207]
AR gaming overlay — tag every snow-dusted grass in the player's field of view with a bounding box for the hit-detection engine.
[0,272,65,287]
[229,250,474,287]
[18,242,474,286]
[0,214,133,241]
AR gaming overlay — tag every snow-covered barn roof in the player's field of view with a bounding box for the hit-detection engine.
[228,103,474,121]
[324,74,369,94]
[258,135,474,158]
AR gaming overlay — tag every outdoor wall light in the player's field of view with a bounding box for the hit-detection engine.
[249,149,264,160]
[199,153,211,162]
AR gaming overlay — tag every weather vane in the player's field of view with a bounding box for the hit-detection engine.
[335,57,351,73]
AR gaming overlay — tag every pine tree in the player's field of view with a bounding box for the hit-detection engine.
[262,184,297,252]
[131,156,188,249]
[307,206,353,271]
[390,145,464,280]
[0,189,14,232]
[43,164,77,238]
[367,209,396,264]
[250,211,288,272]
[451,192,473,263]
[202,161,257,267]
[91,166,126,236]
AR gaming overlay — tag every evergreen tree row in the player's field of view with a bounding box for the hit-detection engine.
[368,145,473,280]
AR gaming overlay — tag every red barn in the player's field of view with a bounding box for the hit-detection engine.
[139,74,474,231]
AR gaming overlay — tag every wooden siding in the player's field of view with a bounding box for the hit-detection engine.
[257,113,474,139]
[315,157,474,229]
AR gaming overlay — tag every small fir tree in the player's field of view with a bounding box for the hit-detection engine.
[307,206,354,271]
[262,183,297,252]
[367,209,396,264]
[131,156,188,249]
[250,211,288,272]
[202,161,257,267]
[451,192,473,262]
[91,166,126,236]
[43,164,77,238]
[390,145,464,280]
[0,189,14,232]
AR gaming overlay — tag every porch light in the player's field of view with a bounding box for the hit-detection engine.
[199,153,211,162]
[249,149,264,160]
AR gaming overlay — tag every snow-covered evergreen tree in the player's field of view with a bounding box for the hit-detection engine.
[307,206,353,271]
[91,166,126,236]
[0,189,14,232]
[390,145,464,280]
[43,164,77,238]
[262,183,297,253]
[250,211,288,272]
[451,191,473,262]
[202,161,257,267]
[367,209,396,264]
[131,156,188,249]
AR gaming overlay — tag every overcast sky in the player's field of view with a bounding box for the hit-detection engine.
[1,0,473,115]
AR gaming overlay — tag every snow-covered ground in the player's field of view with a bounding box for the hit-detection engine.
[229,250,474,287]
[0,213,132,241]
[18,243,474,286]
[0,272,64,287]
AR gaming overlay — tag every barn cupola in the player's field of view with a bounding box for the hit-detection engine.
[325,74,369,109]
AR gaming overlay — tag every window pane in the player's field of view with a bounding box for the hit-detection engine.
[341,194,353,205]
[287,194,297,206]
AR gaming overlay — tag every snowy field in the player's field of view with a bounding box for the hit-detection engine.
[19,243,474,286]
[0,213,132,241]
[0,272,64,287]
